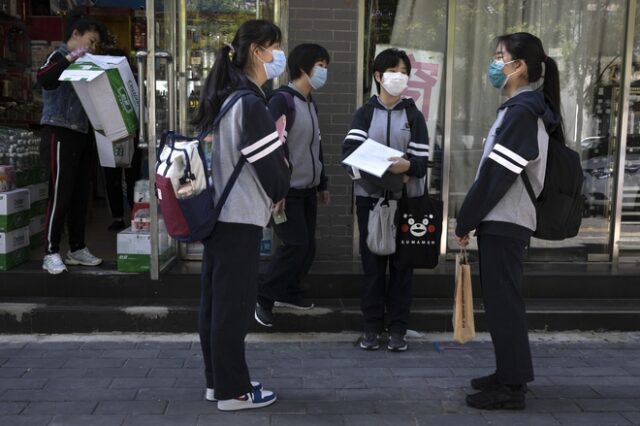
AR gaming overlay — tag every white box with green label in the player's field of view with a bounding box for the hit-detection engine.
[117,227,170,273]
[0,226,30,271]
[59,53,139,142]
[0,188,30,232]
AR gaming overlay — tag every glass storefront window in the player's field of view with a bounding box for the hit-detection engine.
[618,1,640,259]
[449,0,628,261]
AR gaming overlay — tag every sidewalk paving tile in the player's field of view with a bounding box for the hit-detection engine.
[552,412,633,425]
[49,414,125,426]
[0,414,51,425]
[21,401,97,415]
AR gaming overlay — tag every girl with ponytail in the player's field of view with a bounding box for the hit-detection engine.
[454,32,563,410]
[195,19,290,411]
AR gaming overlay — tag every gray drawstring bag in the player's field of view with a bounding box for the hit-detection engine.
[366,197,398,256]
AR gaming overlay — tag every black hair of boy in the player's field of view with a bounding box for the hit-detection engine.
[287,43,330,80]
[64,8,108,43]
[372,48,411,94]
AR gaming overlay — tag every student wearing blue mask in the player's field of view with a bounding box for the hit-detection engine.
[193,19,290,411]
[455,33,563,410]
[255,44,331,327]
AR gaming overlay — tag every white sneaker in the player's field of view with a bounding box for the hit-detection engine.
[65,247,102,266]
[217,388,276,411]
[42,253,67,275]
[205,381,262,402]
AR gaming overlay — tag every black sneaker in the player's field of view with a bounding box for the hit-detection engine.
[465,385,526,410]
[359,332,380,350]
[254,303,273,327]
[273,299,314,310]
[471,373,528,393]
[387,333,408,352]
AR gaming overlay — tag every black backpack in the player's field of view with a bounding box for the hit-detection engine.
[521,136,584,240]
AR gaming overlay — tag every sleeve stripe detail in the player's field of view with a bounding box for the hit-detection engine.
[488,152,522,174]
[408,142,429,150]
[345,135,366,142]
[241,130,279,156]
[348,129,368,137]
[407,149,429,157]
[493,143,528,166]
[246,140,282,163]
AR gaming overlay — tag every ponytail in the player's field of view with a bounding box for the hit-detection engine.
[192,19,282,129]
[541,56,565,143]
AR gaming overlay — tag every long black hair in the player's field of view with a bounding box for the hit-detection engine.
[497,32,565,143]
[192,19,282,129]
[64,9,108,44]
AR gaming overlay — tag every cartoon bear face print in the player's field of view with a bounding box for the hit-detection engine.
[400,213,437,238]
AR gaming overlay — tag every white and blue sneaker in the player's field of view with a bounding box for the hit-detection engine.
[205,381,262,402]
[217,388,276,411]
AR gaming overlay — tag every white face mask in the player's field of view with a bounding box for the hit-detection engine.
[381,72,409,96]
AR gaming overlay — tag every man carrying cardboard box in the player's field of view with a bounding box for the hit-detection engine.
[37,11,108,275]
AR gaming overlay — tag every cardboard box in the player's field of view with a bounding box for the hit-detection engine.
[30,215,46,236]
[117,227,170,273]
[30,231,45,249]
[59,54,139,142]
[28,181,49,204]
[0,189,31,232]
[30,199,48,218]
[0,226,30,271]
[96,132,134,168]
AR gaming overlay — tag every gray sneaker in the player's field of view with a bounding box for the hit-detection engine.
[359,332,380,350]
[65,247,102,266]
[387,333,408,352]
[42,253,67,275]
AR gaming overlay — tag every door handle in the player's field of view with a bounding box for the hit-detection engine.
[135,51,148,149]
[135,50,175,149]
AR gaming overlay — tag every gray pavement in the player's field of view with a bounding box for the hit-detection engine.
[0,332,639,426]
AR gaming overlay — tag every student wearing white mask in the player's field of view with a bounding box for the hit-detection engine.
[342,48,429,352]
[255,44,331,326]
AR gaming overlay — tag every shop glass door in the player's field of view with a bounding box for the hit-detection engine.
[143,0,280,278]
[618,1,640,261]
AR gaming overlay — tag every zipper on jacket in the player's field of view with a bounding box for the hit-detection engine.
[386,109,392,147]
[308,101,317,187]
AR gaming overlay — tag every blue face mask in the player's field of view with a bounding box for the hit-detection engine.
[487,59,516,89]
[308,66,328,90]
[262,49,287,80]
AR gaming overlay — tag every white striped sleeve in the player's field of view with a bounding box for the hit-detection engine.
[406,141,429,157]
[241,130,283,164]
[345,128,368,142]
[488,152,523,173]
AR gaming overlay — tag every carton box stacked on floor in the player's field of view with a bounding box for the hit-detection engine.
[117,180,171,273]
[0,188,30,270]
[117,226,170,273]
[27,179,48,249]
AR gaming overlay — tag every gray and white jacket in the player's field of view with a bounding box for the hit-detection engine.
[342,95,429,199]
[268,84,327,192]
[455,87,561,241]
[211,81,291,227]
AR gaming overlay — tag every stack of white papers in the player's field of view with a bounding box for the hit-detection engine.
[342,138,405,178]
